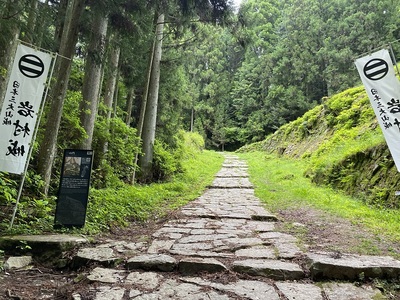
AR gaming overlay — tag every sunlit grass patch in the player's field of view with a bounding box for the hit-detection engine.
[83,150,224,234]
[239,151,400,244]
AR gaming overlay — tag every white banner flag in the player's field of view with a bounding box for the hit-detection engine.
[0,44,52,174]
[355,49,400,171]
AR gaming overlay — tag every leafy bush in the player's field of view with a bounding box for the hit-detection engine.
[152,140,181,181]
[59,90,88,149]
[0,170,57,234]
[0,172,18,230]
[0,172,17,205]
[152,131,205,181]
[91,114,141,188]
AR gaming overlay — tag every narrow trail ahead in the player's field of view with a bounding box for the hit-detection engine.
[2,154,399,299]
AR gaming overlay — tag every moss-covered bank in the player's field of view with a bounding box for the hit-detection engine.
[239,86,400,208]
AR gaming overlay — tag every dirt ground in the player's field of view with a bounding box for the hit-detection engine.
[276,206,400,259]
[1,206,400,299]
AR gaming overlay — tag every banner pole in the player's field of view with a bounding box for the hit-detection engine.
[389,43,400,76]
[9,52,57,229]
[9,173,27,228]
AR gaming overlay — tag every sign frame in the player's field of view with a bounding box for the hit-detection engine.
[54,149,94,228]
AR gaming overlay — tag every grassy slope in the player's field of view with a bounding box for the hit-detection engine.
[238,85,400,256]
[240,85,399,207]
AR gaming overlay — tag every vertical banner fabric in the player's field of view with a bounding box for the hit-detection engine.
[0,44,52,174]
[355,49,400,172]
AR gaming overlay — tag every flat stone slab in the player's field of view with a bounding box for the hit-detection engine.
[125,271,163,289]
[232,259,304,280]
[169,249,234,258]
[274,241,303,259]
[132,278,230,300]
[172,242,214,252]
[76,247,119,263]
[183,277,280,300]
[178,257,227,274]
[242,221,276,232]
[147,240,175,254]
[275,282,323,300]
[126,254,176,272]
[215,237,265,251]
[235,246,276,259]
[87,267,125,283]
[260,232,298,242]
[251,213,278,221]
[215,168,249,177]
[4,256,32,270]
[94,286,125,300]
[0,234,89,252]
[322,283,386,300]
[307,252,400,280]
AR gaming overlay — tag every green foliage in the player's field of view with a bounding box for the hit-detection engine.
[238,82,399,208]
[0,172,18,231]
[152,140,181,181]
[0,169,56,233]
[181,131,205,155]
[91,114,141,188]
[59,90,88,149]
[83,149,223,234]
[0,66,6,78]
[1,130,217,235]
[5,195,56,234]
[152,131,206,181]
[182,0,400,149]
[0,172,18,205]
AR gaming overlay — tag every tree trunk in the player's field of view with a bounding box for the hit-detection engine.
[25,0,38,44]
[125,87,135,126]
[190,107,194,132]
[112,69,119,118]
[101,38,120,155]
[37,0,85,195]
[131,26,157,184]
[0,1,21,108]
[53,0,68,51]
[79,12,109,149]
[34,0,51,47]
[138,13,164,182]
[103,42,120,120]
[0,34,19,110]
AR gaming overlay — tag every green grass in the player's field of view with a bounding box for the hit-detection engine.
[5,150,224,235]
[77,150,224,234]
[238,151,400,244]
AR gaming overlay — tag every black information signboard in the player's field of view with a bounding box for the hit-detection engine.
[54,149,93,228]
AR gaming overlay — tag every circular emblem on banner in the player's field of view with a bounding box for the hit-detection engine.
[363,58,388,81]
[18,54,45,78]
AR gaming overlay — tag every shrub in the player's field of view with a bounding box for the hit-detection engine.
[152,131,205,181]
[91,116,141,188]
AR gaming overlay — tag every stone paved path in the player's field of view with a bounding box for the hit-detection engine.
[3,154,399,299]
[65,154,398,299]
